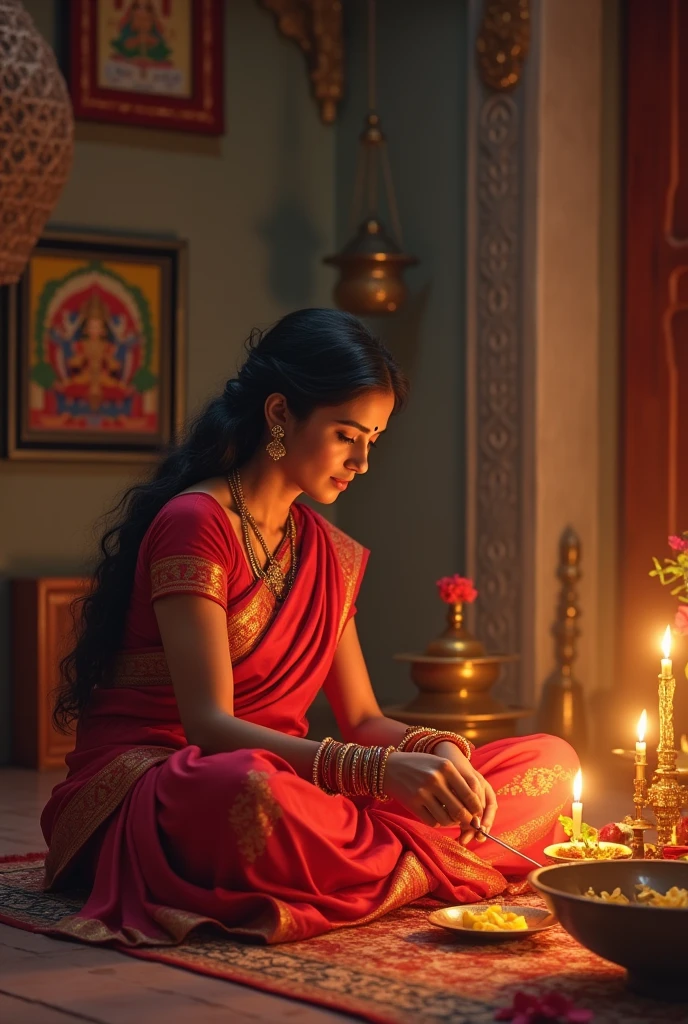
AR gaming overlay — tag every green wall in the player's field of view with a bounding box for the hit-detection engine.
[0,0,335,761]
[332,0,469,714]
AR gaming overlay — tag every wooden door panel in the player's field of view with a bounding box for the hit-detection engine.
[620,0,688,736]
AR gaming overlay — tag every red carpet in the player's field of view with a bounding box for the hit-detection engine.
[1,854,685,1024]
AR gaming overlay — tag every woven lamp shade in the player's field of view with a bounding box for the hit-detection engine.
[0,0,74,285]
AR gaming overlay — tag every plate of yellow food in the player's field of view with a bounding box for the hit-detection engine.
[427,903,556,940]
[543,841,632,863]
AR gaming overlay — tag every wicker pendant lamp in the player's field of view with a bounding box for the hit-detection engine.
[0,0,74,285]
[324,0,417,315]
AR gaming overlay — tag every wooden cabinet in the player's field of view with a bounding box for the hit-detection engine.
[11,578,89,770]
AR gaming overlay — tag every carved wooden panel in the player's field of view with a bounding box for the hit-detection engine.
[620,0,688,726]
[11,578,88,769]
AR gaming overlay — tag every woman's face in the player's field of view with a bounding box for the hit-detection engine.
[283,390,396,504]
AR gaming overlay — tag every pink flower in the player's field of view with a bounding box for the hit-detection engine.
[668,534,688,553]
[676,605,688,636]
[495,990,593,1023]
[435,574,478,605]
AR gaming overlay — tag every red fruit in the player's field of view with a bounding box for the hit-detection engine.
[676,816,688,845]
[598,821,633,845]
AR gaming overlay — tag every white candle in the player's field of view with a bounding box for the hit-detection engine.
[636,709,647,759]
[661,625,673,679]
[572,769,583,841]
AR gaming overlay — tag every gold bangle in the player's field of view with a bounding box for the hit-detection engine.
[312,737,332,789]
[321,739,340,794]
[336,742,355,794]
[342,743,358,796]
[367,745,381,797]
[376,745,395,801]
[361,745,374,795]
[424,731,472,761]
[370,745,380,798]
[350,745,364,796]
[397,726,434,752]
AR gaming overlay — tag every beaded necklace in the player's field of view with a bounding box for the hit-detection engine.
[228,469,297,600]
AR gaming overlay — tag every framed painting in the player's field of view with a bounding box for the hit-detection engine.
[69,0,224,135]
[1,231,186,462]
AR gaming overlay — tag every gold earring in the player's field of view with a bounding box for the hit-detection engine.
[266,424,287,461]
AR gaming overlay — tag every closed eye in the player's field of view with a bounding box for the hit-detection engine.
[337,431,379,451]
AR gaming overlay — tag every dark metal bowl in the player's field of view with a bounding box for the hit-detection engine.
[529,860,688,1000]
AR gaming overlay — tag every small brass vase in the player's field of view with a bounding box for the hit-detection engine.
[424,602,485,658]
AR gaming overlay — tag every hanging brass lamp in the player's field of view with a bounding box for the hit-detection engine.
[324,0,417,315]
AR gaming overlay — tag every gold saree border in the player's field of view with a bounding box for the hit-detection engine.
[112,651,171,687]
[151,555,226,604]
[322,520,364,640]
[112,540,294,690]
[225,537,293,661]
[44,746,174,889]
[498,800,567,851]
[337,851,430,929]
[47,895,301,947]
[425,831,507,896]
[227,582,277,663]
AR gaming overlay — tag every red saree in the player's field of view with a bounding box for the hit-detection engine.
[40,493,578,945]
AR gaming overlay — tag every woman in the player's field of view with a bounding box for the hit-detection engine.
[43,308,577,946]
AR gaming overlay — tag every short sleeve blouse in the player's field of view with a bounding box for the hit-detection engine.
[122,494,236,649]
[145,493,233,610]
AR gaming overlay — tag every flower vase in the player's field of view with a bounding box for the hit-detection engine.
[425,602,485,659]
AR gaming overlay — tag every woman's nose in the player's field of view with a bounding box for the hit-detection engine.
[347,450,369,474]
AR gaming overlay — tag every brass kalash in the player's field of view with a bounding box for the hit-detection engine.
[384,600,531,746]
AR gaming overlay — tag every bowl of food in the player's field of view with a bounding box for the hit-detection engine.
[529,860,688,1000]
[427,903,555,941]
[543,841,632,863]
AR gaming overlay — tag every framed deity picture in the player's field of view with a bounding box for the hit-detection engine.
[1,231,186,462]
[68,0,224,135]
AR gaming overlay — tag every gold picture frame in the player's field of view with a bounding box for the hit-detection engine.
[1,230,187,463]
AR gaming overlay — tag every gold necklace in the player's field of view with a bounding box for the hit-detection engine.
[228,469,298,600]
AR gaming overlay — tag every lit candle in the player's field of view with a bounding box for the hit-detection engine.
[572,769,583,841]
[636,709,647,761]
[661,625,673,679]
[658,626,676,755]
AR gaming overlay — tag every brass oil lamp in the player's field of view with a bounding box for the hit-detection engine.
[324,0,417,314]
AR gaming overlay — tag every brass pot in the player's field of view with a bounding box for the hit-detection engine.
[424,601,484,658]
[394,653,519,714]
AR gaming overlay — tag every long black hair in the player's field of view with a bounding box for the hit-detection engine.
[53,308,409,731]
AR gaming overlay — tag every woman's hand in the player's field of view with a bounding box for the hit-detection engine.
[432,741,498,846]
[382,748,487,839]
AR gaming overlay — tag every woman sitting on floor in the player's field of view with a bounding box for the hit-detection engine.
[43,307,577,946]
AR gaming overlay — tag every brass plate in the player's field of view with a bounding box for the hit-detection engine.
[427,903,556,940]
[544,842,633,864]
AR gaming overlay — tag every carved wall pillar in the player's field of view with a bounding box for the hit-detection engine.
[466,0,530,704]
[465,0,607,715]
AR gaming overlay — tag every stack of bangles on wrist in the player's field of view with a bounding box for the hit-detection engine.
[396,726,473,760]
[311,727,472,799]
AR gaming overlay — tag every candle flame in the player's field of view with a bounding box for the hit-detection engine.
[637,709,647,743]
[573,768,582,802]
[662,625,672,659]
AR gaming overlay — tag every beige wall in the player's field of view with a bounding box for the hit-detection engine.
[0,0,335,761]
[528,0,620,737]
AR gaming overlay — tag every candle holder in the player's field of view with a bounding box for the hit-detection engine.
[647,655,688,850]
[629,740,653,858]
[647,760,688,848]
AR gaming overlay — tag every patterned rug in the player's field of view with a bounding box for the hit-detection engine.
[1,854,686,1024]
